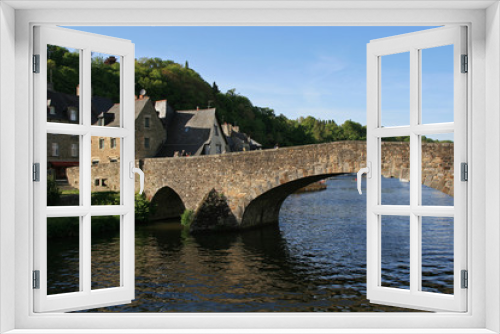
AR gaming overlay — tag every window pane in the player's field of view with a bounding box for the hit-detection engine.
[91,215,121,290]
[92,52,120,127]
[381,138,410,205]
[47,134,80,206]
[421,216,454,294]
[47,45,81,124]
[421,45,454,124]
[91,136,121,205]
[422,134,454,206]
[381,52,410,127]
[47,217,80,295]
[381,215,410,289]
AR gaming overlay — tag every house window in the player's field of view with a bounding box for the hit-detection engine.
[51,143,59,157]
[111,138,117,148]
[92,159,99,165]
[204,144,210,155]
[214,124,219,136]
[144,137,150,149]
[70,143,78,157]
[69,107,78,122]
[99,138,105,149]
[94,179,100,186]
[110,157,118,163]
[144,116,150,128]
[216,144,222,154]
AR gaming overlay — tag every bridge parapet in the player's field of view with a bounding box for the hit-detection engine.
[66,141,454,232]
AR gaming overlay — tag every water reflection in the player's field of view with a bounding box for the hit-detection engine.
[50,174,454,312]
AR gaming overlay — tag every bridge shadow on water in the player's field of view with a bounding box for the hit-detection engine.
[241,173,345,229]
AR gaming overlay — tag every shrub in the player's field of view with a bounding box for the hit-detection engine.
[181,209,194,227]
[91,191,119,205]
[47,178,61,206]
[135,193,156,223]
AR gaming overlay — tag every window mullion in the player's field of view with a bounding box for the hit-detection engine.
[409,47,420,294]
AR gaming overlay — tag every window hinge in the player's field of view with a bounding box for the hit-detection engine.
[461,162,468,182]
[461,270,468,289]
[33,270,40,289]
[33,54,40,73]
[461,54,468,73]
[33,163,40,182]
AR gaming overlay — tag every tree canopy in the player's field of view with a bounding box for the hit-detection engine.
[47,45,390,148]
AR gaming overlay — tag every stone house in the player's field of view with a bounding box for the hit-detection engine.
[91,96,167,164]
[156,107,229,157]
[222,123,262,152]
[46,88,114,180]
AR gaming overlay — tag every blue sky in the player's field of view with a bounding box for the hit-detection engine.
[70,26,453,128]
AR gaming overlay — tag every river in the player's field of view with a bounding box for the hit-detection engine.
[47,174,454,312]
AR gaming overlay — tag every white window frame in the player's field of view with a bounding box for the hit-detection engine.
[32,25,136,313]
[2,2,498,334]
[365,26,467,312]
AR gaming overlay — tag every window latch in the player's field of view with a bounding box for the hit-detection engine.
[357,162,371,195]
[129,162,145,195]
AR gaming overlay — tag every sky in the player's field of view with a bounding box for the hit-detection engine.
[69,26,454,130]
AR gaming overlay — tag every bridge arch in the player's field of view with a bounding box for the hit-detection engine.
[149,186,186,221]
[241,173,343,229]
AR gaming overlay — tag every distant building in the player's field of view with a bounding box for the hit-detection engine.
[156,107,229,157]
[222,123,262,152]
[46,88,114,180]
[91,96,167,163]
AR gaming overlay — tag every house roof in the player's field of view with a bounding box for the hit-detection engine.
[156,108,221,157]
[97,97,150,126]
[47,90,114,124]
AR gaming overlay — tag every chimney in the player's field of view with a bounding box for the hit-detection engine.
[222,123,230,137]
[196,106,199,111]
[76,84,80,96]
[139,89,146,100]
[155,100,167,119]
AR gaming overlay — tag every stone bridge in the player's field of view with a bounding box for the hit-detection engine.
[139,141,453,232]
